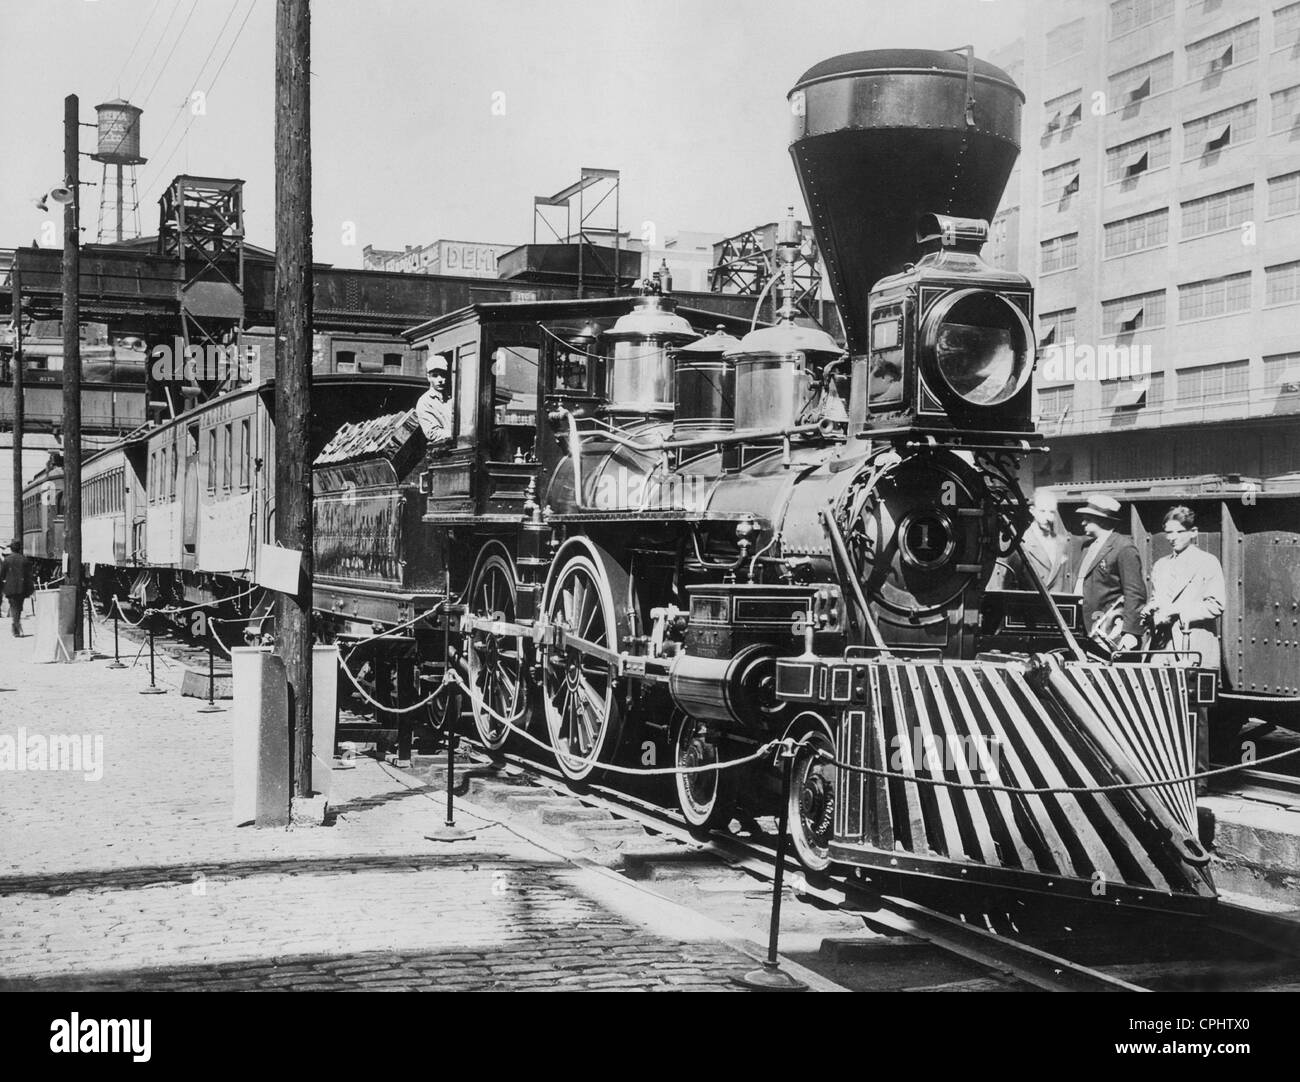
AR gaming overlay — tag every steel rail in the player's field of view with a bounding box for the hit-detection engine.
[497,751,1149,992]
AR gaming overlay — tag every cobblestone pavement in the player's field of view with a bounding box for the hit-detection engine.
[0,618,786,991]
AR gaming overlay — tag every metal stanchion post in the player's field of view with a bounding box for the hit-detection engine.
[734,739,808,991]
[425,678,475,844]
[107,603,126,669]
[197,630,224,713]
[140,617,166,695]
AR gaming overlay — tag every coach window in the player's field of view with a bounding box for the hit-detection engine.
[149,452,156,503]
[456,343,479,445]
[170,443,178,500]
[336,349,356,373]
[207,430,217,492]
[222,424,232,491]
[240,419,251,489]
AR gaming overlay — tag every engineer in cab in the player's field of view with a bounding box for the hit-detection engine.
[416,352,452,442]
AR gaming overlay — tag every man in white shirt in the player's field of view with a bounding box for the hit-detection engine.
[416,353,452,442]
[1146,505,1225,795]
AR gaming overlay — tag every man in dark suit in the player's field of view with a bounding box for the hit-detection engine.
[1,539,35,637]
[1000,488,1068,591]
[1074,495,1146,652]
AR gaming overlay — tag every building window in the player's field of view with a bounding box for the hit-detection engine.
[1105,129,1170,181]
[1038,308,1077,347]
[1266,260,1300,305]
[1108,54,1173,106]
[1103,208,1169,256]
[335,349,356,373]
[1102,291,1166,334]
[1110,0,1172,38]
[1179,272,1252,320]
[1042,159,1081,204]
[1183,101,1257,158]
[1046,18,1086,64]
[1264,351,1300,395]
[1040,233,1079,273]
[1271,84,1300,133]
[1103,372,1164,409]
[1181,185,1253,238]
[1043,89,1083,136]
[1177,360,1249,401]
[1269,171,1300,215]
[1277,3,1300,51]
[1037,384,1074,420]
[1186,20,1260,80]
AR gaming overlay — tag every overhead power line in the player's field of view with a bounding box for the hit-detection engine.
[126,0,183,102]
[142,0,243,166]
[139,0,258,196]
[112,0,164,97]
[138,0,201,112]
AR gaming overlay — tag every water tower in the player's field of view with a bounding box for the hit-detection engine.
[91,99,147,243]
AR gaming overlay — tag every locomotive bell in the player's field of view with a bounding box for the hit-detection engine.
[602,294,697,419]
[729,318,842,432]
[671,325,740,440]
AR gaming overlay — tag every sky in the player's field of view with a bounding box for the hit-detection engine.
[0,0,1026,267]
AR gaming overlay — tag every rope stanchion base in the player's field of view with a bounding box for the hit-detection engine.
[733,960,809,992]
[106,662,127,670]
[196,702,225,714]
[139,685,167,695]
[424,824,477,843]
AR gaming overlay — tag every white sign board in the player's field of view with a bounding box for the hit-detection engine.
[256,545,302,594]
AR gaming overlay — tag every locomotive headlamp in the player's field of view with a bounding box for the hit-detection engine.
[921,288,1033,409]
[854,224,1036,439]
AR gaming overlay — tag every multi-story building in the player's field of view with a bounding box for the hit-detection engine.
[990,0,1300,488]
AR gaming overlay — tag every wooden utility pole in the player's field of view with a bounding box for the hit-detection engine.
[62,94,83,651]
[274,0,313,801]
[10,261,23,544]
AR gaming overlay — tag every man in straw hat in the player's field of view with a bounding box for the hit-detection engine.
[1074,494,1147,653]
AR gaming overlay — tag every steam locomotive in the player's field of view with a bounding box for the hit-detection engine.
[312,49,1216,915]
[28,49,1220,916]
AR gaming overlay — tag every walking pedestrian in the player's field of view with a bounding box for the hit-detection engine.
[2,540,35,637]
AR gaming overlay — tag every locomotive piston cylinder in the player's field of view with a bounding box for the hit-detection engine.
[667,643,786,728]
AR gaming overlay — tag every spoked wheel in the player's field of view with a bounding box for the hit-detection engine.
[541,539,631,781]
[463,548,530,750]
[673,713,737,831]
[789,729,836,872]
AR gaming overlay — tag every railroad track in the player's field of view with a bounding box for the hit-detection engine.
[99,610,1300,992]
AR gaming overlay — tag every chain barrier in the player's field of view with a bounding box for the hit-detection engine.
[443,667,780,778]
[94,577,1300,797]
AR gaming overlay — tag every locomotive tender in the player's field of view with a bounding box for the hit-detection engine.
[28,48,1221,916]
